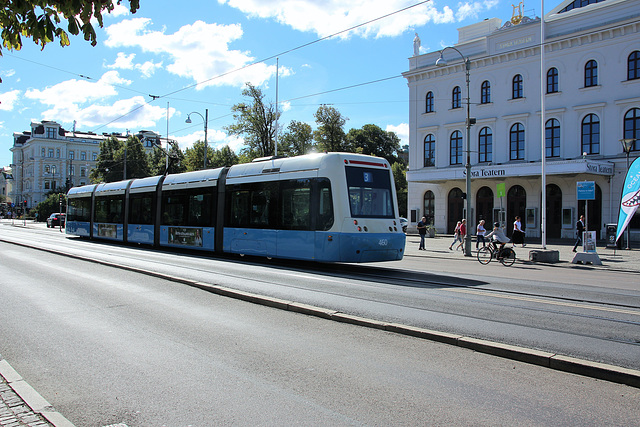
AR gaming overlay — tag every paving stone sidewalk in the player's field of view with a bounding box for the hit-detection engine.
[0,380,51,427]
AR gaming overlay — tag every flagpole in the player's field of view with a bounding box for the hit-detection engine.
[540,0,547,249]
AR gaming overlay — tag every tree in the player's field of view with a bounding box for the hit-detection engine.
[313,105,348,152]
[90,135,149,182]
[225,83,279,160]
[391,162,407,218]
[149,142,186,176]
[280,120,315,156]
[0,0,139,57]
[184,140,214,172]
[34,192,65,221]
[346,124,401,165]
[210,145,239,168]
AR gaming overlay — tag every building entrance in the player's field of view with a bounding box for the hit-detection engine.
[507,185,526,237]
[448,187,464,234]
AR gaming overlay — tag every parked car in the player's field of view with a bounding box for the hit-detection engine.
[399,217,408,233]
[47,213,66,228]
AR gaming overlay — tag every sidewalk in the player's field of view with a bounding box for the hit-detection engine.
[405,233,640,272]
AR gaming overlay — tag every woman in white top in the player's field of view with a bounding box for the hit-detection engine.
[476,219,486,249]
[512,216,525,247]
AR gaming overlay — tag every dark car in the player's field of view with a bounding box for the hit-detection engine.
[47,213,66,228]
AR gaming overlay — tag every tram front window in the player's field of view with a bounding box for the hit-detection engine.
[345,166,394,218]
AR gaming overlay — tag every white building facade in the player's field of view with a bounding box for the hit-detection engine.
[9,120,163,209]
[403,0,640,242]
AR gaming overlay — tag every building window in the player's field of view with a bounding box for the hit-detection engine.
[546,68,558,94]
[560,0,605,13]
[56,148,60,158]
[509,123,525,160]
[581,114,600,155]
[423,190,435,224]
[623,108,640,151]
[478,127,492,163]
[629,51,640,80]
[48,149,54,158]
[51,165,56,175]
[425,91,434,113]
[41,148,45,157]
[545,119,561,158]
[44,165,50,174]
[44,181,50,190]
[450,131,463,165]
[585,60,598,87]
[81,151,87,160]
[480,81,491,104]
[69,151,75,160]
[80,167,86,177]
[452,86,461,109]
[92,152,97,161]
[46,127,56,139]
[424,134,435,167]
[512,74,523,99]
[69,165,75,176]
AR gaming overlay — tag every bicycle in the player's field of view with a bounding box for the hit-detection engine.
[477,243,516,266]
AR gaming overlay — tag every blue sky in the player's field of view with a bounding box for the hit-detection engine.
[0,0,563,168]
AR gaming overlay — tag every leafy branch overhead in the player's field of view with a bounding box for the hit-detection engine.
[0,0,140,55]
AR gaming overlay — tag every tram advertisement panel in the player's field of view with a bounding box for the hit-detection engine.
[98,224,117,238]
[168,227,203,247]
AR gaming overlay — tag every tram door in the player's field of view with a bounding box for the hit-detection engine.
[448,188,464,234]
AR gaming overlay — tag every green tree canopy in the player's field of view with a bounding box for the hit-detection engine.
[210,145,239,168]
[225,83,279,160]
[184,140,214,172]
[90,135,149,182]
[280,120,315,156]
[346,124,401,165]
[391,162,407,218]
[0,0,139,58]
[149,141,186,176]
[313,105,348,152]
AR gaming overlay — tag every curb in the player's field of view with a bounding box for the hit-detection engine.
[0,359,75,427]
[3,236,640,391]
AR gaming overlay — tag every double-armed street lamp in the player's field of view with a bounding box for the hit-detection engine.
[186,109,209,169]
[620,138,637,249]
[436,46,475,257]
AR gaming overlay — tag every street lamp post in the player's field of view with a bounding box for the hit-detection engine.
[186,109,209,169]
[437,47,475,257]
[620,138,636,249]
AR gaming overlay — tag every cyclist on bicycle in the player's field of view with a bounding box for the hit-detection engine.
[485,222,510,255]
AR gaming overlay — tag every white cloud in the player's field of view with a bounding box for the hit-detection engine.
[455,0,500,21]
[218,0,460,39]
[386,123,408,146]
[107,52,163,77]
[0,90,21,111]
[173,128,245,153]
[105,18,282,88]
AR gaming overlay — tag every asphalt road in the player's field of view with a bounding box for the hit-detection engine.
[2,239,640,426]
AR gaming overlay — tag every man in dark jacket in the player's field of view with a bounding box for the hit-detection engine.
[573,215,585,252]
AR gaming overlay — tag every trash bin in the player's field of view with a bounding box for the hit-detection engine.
[606,223,621,249]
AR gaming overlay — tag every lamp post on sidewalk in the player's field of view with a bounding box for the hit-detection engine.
[620,138,637,249]
[436,46,475,257]
[186,109,209,169]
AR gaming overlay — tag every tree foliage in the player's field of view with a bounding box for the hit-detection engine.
[34,192,65,221]
[313,105,348,152]
[184,140,214,172]
[225,83,279,160]
[149,142,186,176]
[346,124,401,165]
[0,0,139,58]
[280,120,315,156]
[90,136,149,182]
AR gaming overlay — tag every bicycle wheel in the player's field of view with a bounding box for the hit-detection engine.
[500,248,516,266]
[477,247,492,265]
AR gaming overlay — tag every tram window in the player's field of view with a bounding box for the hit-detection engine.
[129,194,153,225]
[281,180,311,230]
[251,190,271,226]
[161,189,215,227]
[345,167,394,218]
[188,192,214,227]
[162,193,186,226]
[316,179,334,231]
[228,190,250,227]
[95,196,124,223]
[68,197,91,222]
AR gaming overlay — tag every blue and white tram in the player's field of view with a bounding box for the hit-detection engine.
[66,153,405,262]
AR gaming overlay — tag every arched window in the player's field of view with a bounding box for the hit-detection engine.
[512,74,523,99]
[623,108,640,151]
[481,81,491,104]
[478,127,492,163]
[584,60,598,87]
[425,91,434,113]
[545,119,560,158]
[546,67,558,93]
[450,131,462,165]
[423,191,435,224]
[424,134,435,167]
[44,165,50,174]
[628,51,640,81]
[452,86,461,109]
[581,114,600,155]
[51,165,57,175]
[510,123,525,160]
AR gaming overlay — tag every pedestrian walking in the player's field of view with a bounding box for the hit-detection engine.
[449,221,462,250]
[476,219,486,249]
[457,219,467,251]
[512,216,525,247]
[572,215,585,252]
[417,216,427,250]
